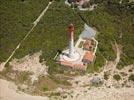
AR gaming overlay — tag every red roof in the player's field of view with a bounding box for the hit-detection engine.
[83,51,94,62]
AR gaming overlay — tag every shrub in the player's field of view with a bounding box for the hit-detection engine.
[42,85,48,91]
[128,74,134,82]
[113,74,121,81]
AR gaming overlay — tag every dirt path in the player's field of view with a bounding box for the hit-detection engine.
[112,42,121,72]
[33,2,53,25]
[107,42,121,86]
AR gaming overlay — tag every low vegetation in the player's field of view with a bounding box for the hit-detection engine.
[49,75,71,86]
[16,71,32,84]
[128,74,134,82]
[0,0,50,61]
[79,0,134,69]
[113,74,121,81]
[104,71,109,80]
[0,0,134,74]
[42,85,49,91]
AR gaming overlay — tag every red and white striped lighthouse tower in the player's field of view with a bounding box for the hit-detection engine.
[68,24,75,58]
[59,24,80,62]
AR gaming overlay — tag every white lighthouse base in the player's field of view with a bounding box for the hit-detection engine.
[58,48,87,70]
[62,50,80,62]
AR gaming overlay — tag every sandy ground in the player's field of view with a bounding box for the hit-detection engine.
[9,52,48,75]
[0,79,49,100]
[9,52,48,84]
[55,86,134,100]
[0,77,134,100]
[0,62,5,71]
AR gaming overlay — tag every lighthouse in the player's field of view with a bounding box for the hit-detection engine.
[57,23,96,70]
[68,24,75,58]
[58,24,80,63]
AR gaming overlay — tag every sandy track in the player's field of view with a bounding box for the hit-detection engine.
[106,42,121,86]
